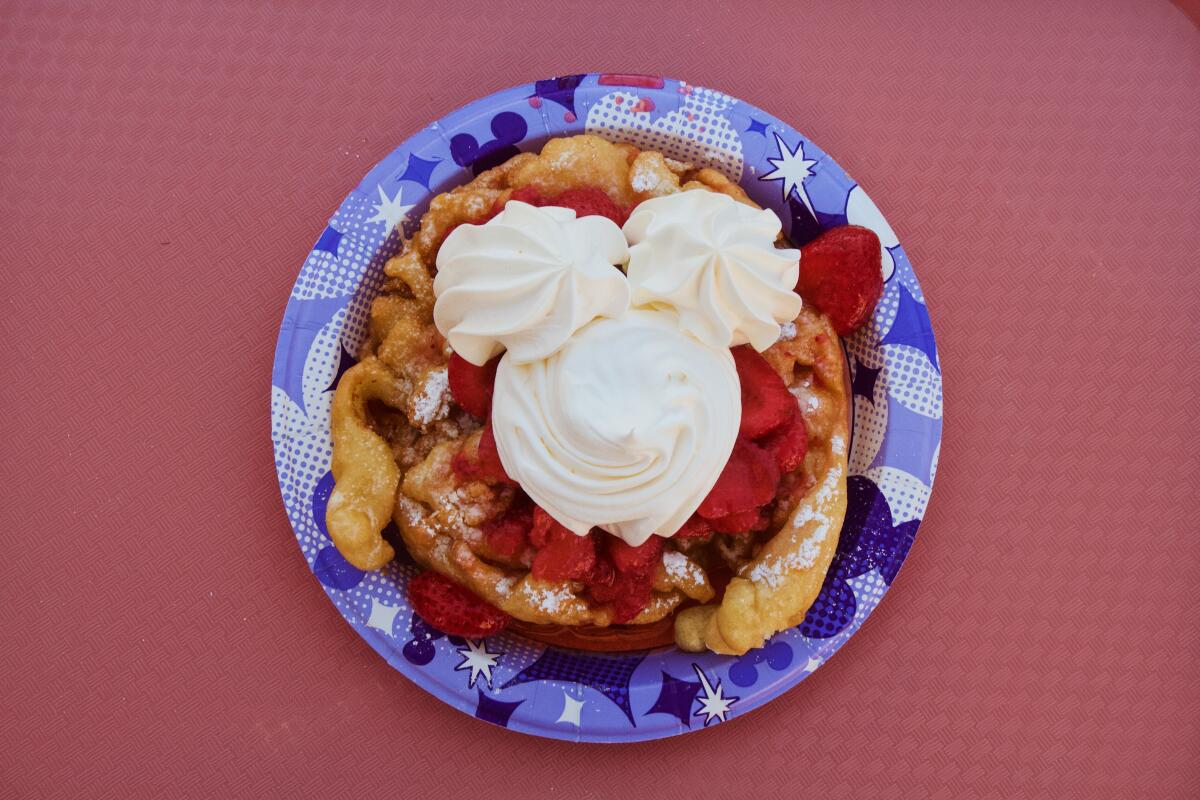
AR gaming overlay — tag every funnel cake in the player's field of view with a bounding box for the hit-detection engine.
[326,135,851,655]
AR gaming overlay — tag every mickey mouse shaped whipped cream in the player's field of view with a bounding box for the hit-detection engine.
[433,190,800,546]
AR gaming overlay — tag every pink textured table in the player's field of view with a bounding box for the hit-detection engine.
[3,1,1198,797]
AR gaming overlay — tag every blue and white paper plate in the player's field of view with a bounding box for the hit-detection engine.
[271,74,942,742]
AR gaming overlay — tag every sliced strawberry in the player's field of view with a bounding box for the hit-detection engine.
[496,185,628,226]
[733,345,794,438]
[548,187,629,226]
[508,185,545,206]
[481,496,532,559]
[453,425,516,485]
[447,353,499,418]
[407,570,510,638]
[697,439,780,519]
[796,224,883,335]
[759,405,808,473]
[588,565,657,623]
[529,506,557,548]
[475,425,515,485]
[587,553,615,588]
[583,533,663,623]
[709,506,769,535]
[608,535,663,574]
[673,514,713,539]
[530,514,596,582]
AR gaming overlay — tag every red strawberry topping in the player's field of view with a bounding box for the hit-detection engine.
[547,187,629,226]
[451,424,516,486]
[708,506,770,535]
[796,224,883,335]
[674,514,713,539]
[495,185,629,226]
[697,439,780,519]
[587,533,663,623]
[507,185,545,206]
[530,509,597,582]
[447,353,499,419]
[407,570,510,638]
[481,495,532,559]
[529,506,558,548]
[608,535,664,574]
[759,405,808,473]
[732,345,794,438]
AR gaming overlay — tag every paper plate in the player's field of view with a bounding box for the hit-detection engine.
[271,74,941,742]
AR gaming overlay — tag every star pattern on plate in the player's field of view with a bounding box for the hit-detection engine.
[455,639,501,688]
[474,688,524,728]
[396,153,441,190]
[272,293,350,413]
[556,692,585,727]
[692,664,738,727]
[851,358,882,405]
[787,194,823,247]
[367,184,413,234]
[644,671,702,728]
[312,224,342,255]
[746,117,770,136]
[761,131,817,217]
[365,598,401,635]
[502,650,644,725]
[324,342,357,393]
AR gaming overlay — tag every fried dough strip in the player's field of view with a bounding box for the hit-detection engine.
[674,308,851,655]
[326,358,408,570]
[674,451,847,654]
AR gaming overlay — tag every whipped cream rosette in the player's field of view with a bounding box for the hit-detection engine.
[491,309,740,546]
[433,201,630,366]
[432,191,804,543]
[623,190,802,351]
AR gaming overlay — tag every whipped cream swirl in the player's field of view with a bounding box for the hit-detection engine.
[433,201,631,366]
[624,190,802,351]
[491,309,740,546]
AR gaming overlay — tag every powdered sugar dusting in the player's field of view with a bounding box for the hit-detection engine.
[662,549,703,584]
[395,496,425,526]
[411,367,449,427]
[496,576,515,597]
[432,537,450,563]
[749,467,841,588]
[748,524,830,588]
[464,194,490,216]
[521,581,574,614]
[777,321,797,342]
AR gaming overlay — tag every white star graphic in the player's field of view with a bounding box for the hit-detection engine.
[367,184,414,235]
[365,599,401,635]
[556,692,584,727]
[692,664,738,726]
[761,131,817,216]
[803,656,823,673]
[454,639,501,688]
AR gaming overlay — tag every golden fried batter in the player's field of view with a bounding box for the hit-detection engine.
[325,134,850,654]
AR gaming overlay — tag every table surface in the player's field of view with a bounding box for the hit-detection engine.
[3,1,1198,797]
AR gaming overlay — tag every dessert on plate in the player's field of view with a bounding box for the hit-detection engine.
[325,135,883,655]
